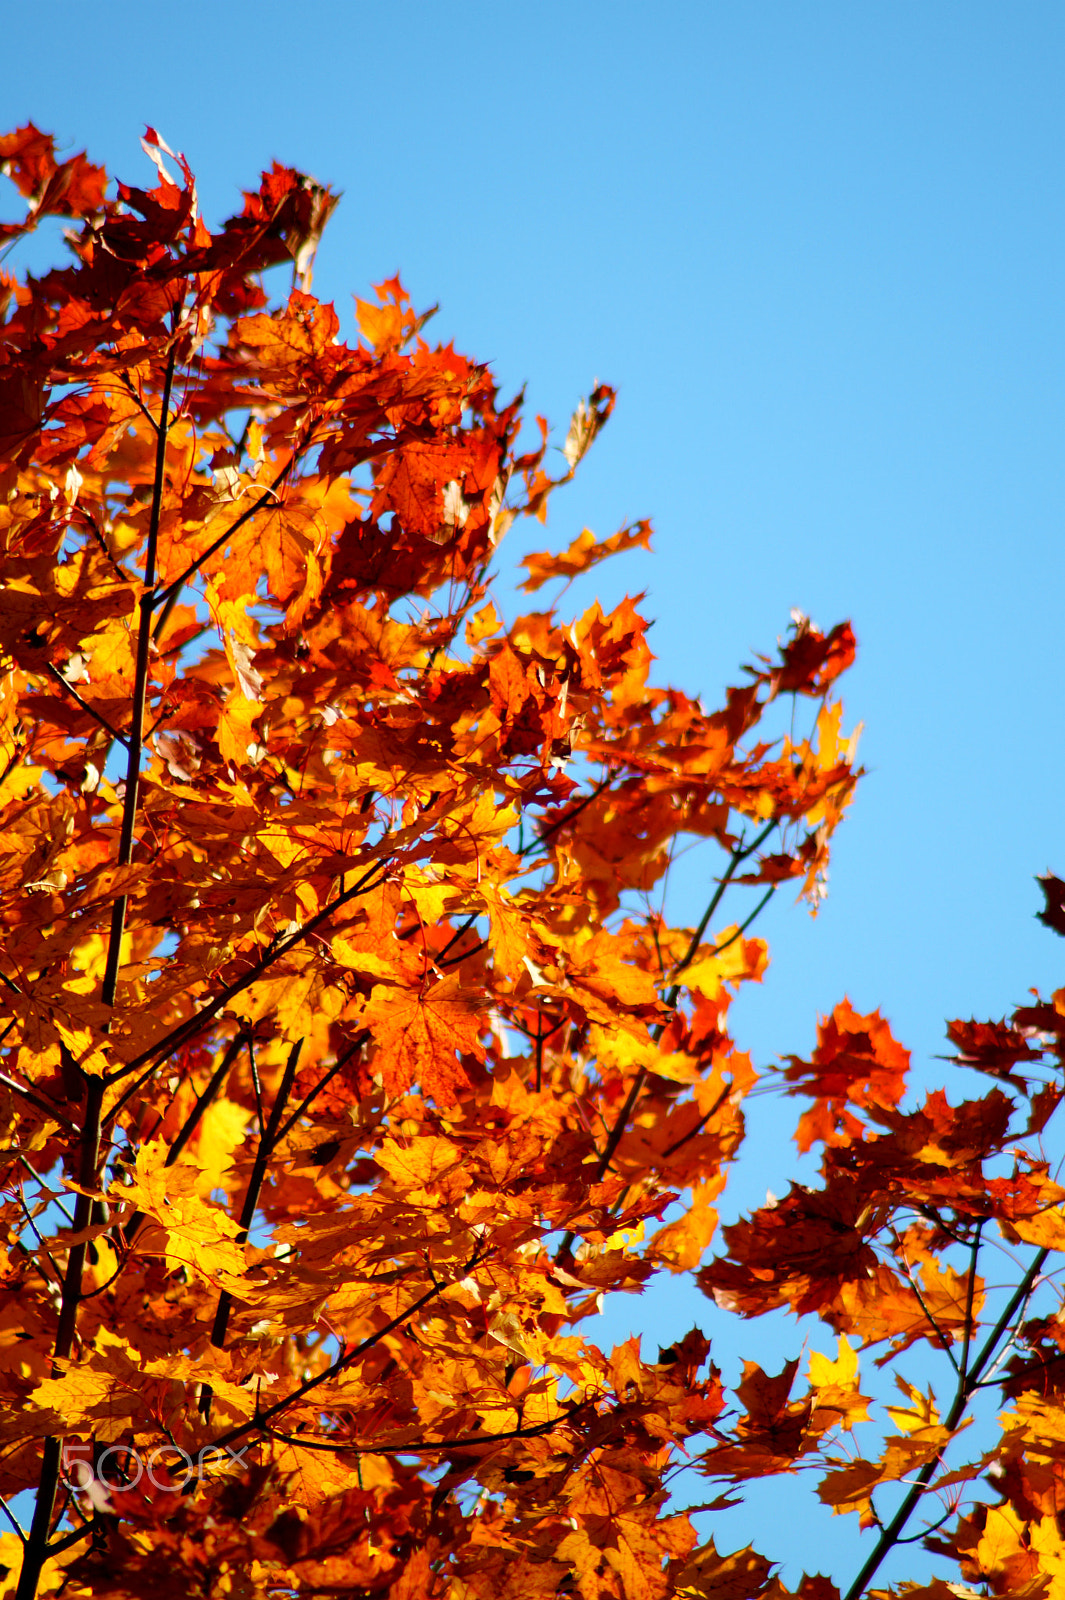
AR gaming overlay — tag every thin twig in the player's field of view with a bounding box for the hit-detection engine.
[209,1039,304,1348]
[437,937,487,969]
[958,1222,984,1386]
[200,1039,304,1421]
[15,1159,75,1228]
[70,503,131,584]
[99,344,178,1015]
[706,885,776,964]
[203,1246,490,1460]
[0,1073,77,1134]
[519,775,614,859]
[42,661,130,750]
[433,915,478,964]
[662,1082,731,1159]
[258,1407,576,1456]
[37,1520,93,1559]
[662,821,778,1012]
[106,859,392,1086]
[118,370,160,434]
[12,1189,65,1293]
[888,1224,961,1373]
[274,1034,368,1146]
[0,1497,25,1543]
[16,1076,104,1600]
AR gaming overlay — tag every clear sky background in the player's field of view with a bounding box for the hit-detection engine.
[5,2,1064,1590]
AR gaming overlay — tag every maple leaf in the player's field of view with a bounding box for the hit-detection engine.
[562,384,616,470]
[760,614,857,698]
[781,999,910,1151]
[0,122,107,226]
[354,275,430,354]
[947,1016,1042,1082]
[520,520,653,593]
[807,1335,870,1431]
[362,973,484,1102]
[673,1536,774,1599]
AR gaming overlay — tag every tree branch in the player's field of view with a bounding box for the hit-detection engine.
[556,822,778,1262]
[15,1075,103,1600]
[201,1038,304,1420]
[17,346,177,1600]
[274,1033,368,1147]
[258,1407,578,1457]
[42,661,130,750]
[843,1238,1046,1600]
[99,343,177,1015]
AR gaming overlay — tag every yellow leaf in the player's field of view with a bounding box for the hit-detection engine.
[116,1141,251,1290]
[886,1376,939,1435]
[465,598,501,646]
[649,1179,721,1272]
[809,1333,858,1391]
[488,1310,548,1365]
[590,1023,699,1083]
[1010,1204,1065,1252]
[683,935,768,1000]
[1030,1516,1065,1590]
[975,1505,1026,1574]
[1000,1392,1065,1448]
[29,1326,130,1413]
[674,1537,774,1600]
[478,880,530,982]
[374,1133,464,1196]
[808,1335,870,1432]
[274,1436,364,1506]
[215,688,261,766]
[400,865,459,926]
[330,936,402,980]
[192,1096,250,1198]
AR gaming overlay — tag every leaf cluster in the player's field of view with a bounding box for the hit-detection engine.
[0,125,1060,1600]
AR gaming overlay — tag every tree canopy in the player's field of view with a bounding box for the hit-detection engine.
[1,124,1064,1600]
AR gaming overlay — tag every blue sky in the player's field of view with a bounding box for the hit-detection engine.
[6,2,1065,1588]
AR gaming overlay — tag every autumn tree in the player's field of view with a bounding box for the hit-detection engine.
[0,125,1063,1600]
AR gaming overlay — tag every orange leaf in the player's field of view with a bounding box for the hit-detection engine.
[362,973,483,1102]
